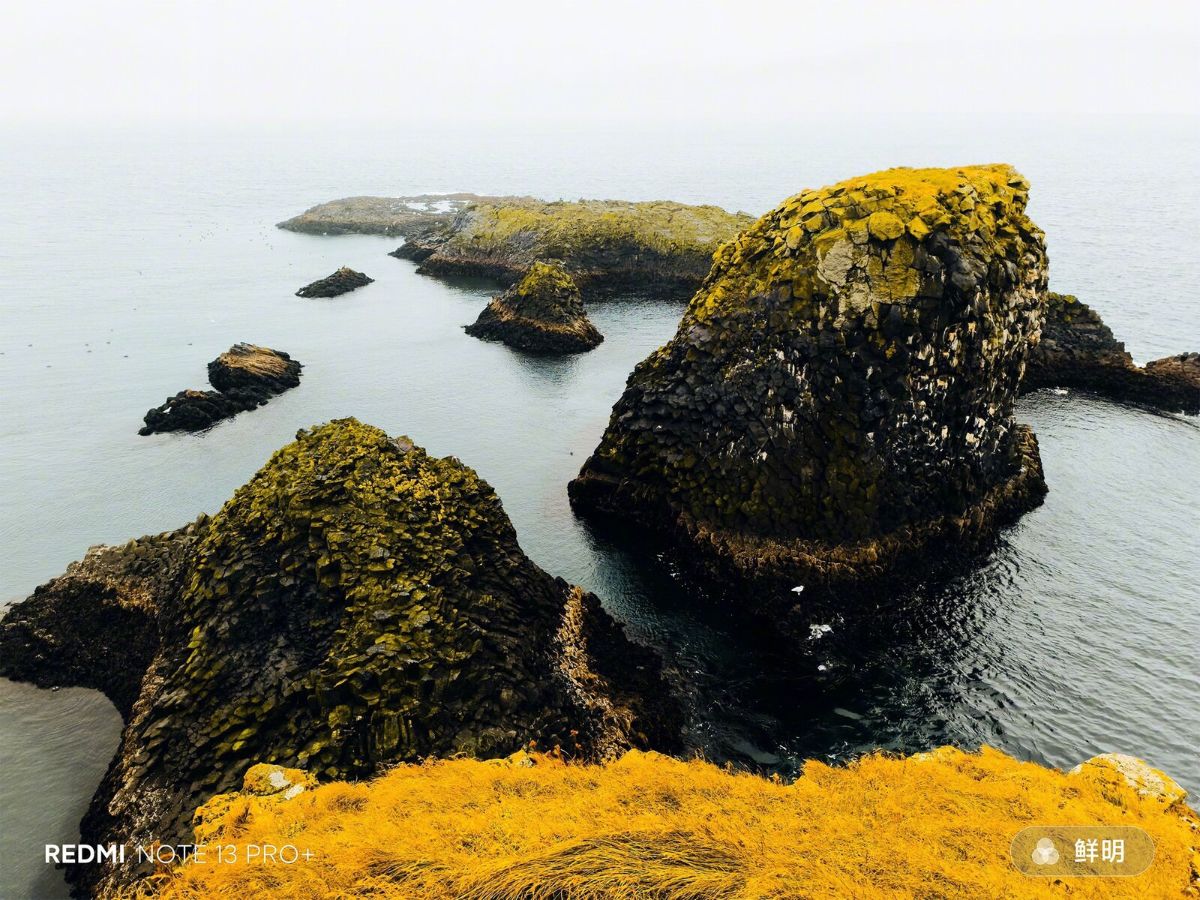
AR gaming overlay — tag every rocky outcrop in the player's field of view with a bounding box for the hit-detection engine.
[277,193,523,236]
[139,344,302,435]
[0,521,205,719]
[296,266,374,298]
[1022,292,1199,413]
[465,263,603,354]
[392,198,754,298]
[569,165,1049,630]
[0,419,679,897]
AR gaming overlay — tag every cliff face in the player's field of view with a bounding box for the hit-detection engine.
[465,262,603,353]
[0,419,678,897]
[138,747,1197,899]
[0,521,205,719]
[1023,292,1199,413]
[569,165,1049,612]
[392,198,754,298]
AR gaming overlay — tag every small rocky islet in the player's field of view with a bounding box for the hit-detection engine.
[139,343,301,435]
[0,419,680,896]
[465,262,603,353]
[295,266,374,298]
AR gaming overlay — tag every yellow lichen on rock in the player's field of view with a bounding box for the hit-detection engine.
[690,163,1039,323]
[240,763,316,798]
[130,746,1197,899]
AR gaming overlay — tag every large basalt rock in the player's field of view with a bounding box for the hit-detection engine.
[139,344,302,435]
[295,266,374,298]
[391,198,754,298]
[569,165,1049,618]
[0,419,678,896]
[1022,292,1199,413]
[465,262,604,354]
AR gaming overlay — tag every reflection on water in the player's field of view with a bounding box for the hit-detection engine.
[2,121,1198,896]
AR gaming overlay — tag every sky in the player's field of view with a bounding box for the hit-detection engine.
[2,0,1198,125]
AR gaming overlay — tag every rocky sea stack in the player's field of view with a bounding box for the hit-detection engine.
[392,198,753,298]
[295,266,374,298]
[140,343,302,435]
[0,419,678,896]
[465,262,603,353]
[1023,292,1200,413]
[569,165,1049,625]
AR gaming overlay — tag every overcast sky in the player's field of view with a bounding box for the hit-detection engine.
[2,0,1197,124]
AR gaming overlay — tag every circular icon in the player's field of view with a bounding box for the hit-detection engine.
[1031,837,1059,865]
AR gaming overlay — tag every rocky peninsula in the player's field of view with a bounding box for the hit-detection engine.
[138,747,1197,899]
[140,343,301,435]
[569,165,1049,631]
[295,266,374,298]
[1023,292,1200,413]
[278,193,522,236]
[0,419,678,896]
[465,262,603,353]
[392,198,752,298]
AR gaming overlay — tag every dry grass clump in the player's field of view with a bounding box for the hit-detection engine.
[130,746,1197,899]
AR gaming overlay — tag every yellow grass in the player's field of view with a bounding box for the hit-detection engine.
[130,747,1197,899]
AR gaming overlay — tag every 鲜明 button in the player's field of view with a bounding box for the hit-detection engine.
[1011,826,1154,877]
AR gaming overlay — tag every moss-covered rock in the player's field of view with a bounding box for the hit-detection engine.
[465,263,603,353]
[392,198,754,298]
[0,419,679,897]
[569,165,1049,623]
[140,344,302,435]
[1022,292,1199,413]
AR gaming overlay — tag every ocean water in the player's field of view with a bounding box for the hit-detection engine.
[1,117,1198,898]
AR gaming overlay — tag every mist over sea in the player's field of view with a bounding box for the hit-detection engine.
[2,116,1198,898]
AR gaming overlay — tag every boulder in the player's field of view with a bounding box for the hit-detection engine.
[1022,293,1199,413]
[0,419,679,896]
[465,263,603,353]
[139,344,302,435]
[295,266,374,298]
[391,198,754,298]
[569,165,1049,627]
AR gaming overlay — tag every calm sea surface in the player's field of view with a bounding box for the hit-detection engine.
[1,118,1198,897]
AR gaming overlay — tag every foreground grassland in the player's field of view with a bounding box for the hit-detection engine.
[132,746,1196,899]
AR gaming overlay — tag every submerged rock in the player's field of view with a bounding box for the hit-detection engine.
[139,343,301,435]
[0,419,679,896]
[392,198,754,298]
[569,165,1049,627]
[295,266,374,298]
[1022,292,1199,413]
[465,263,603,353]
